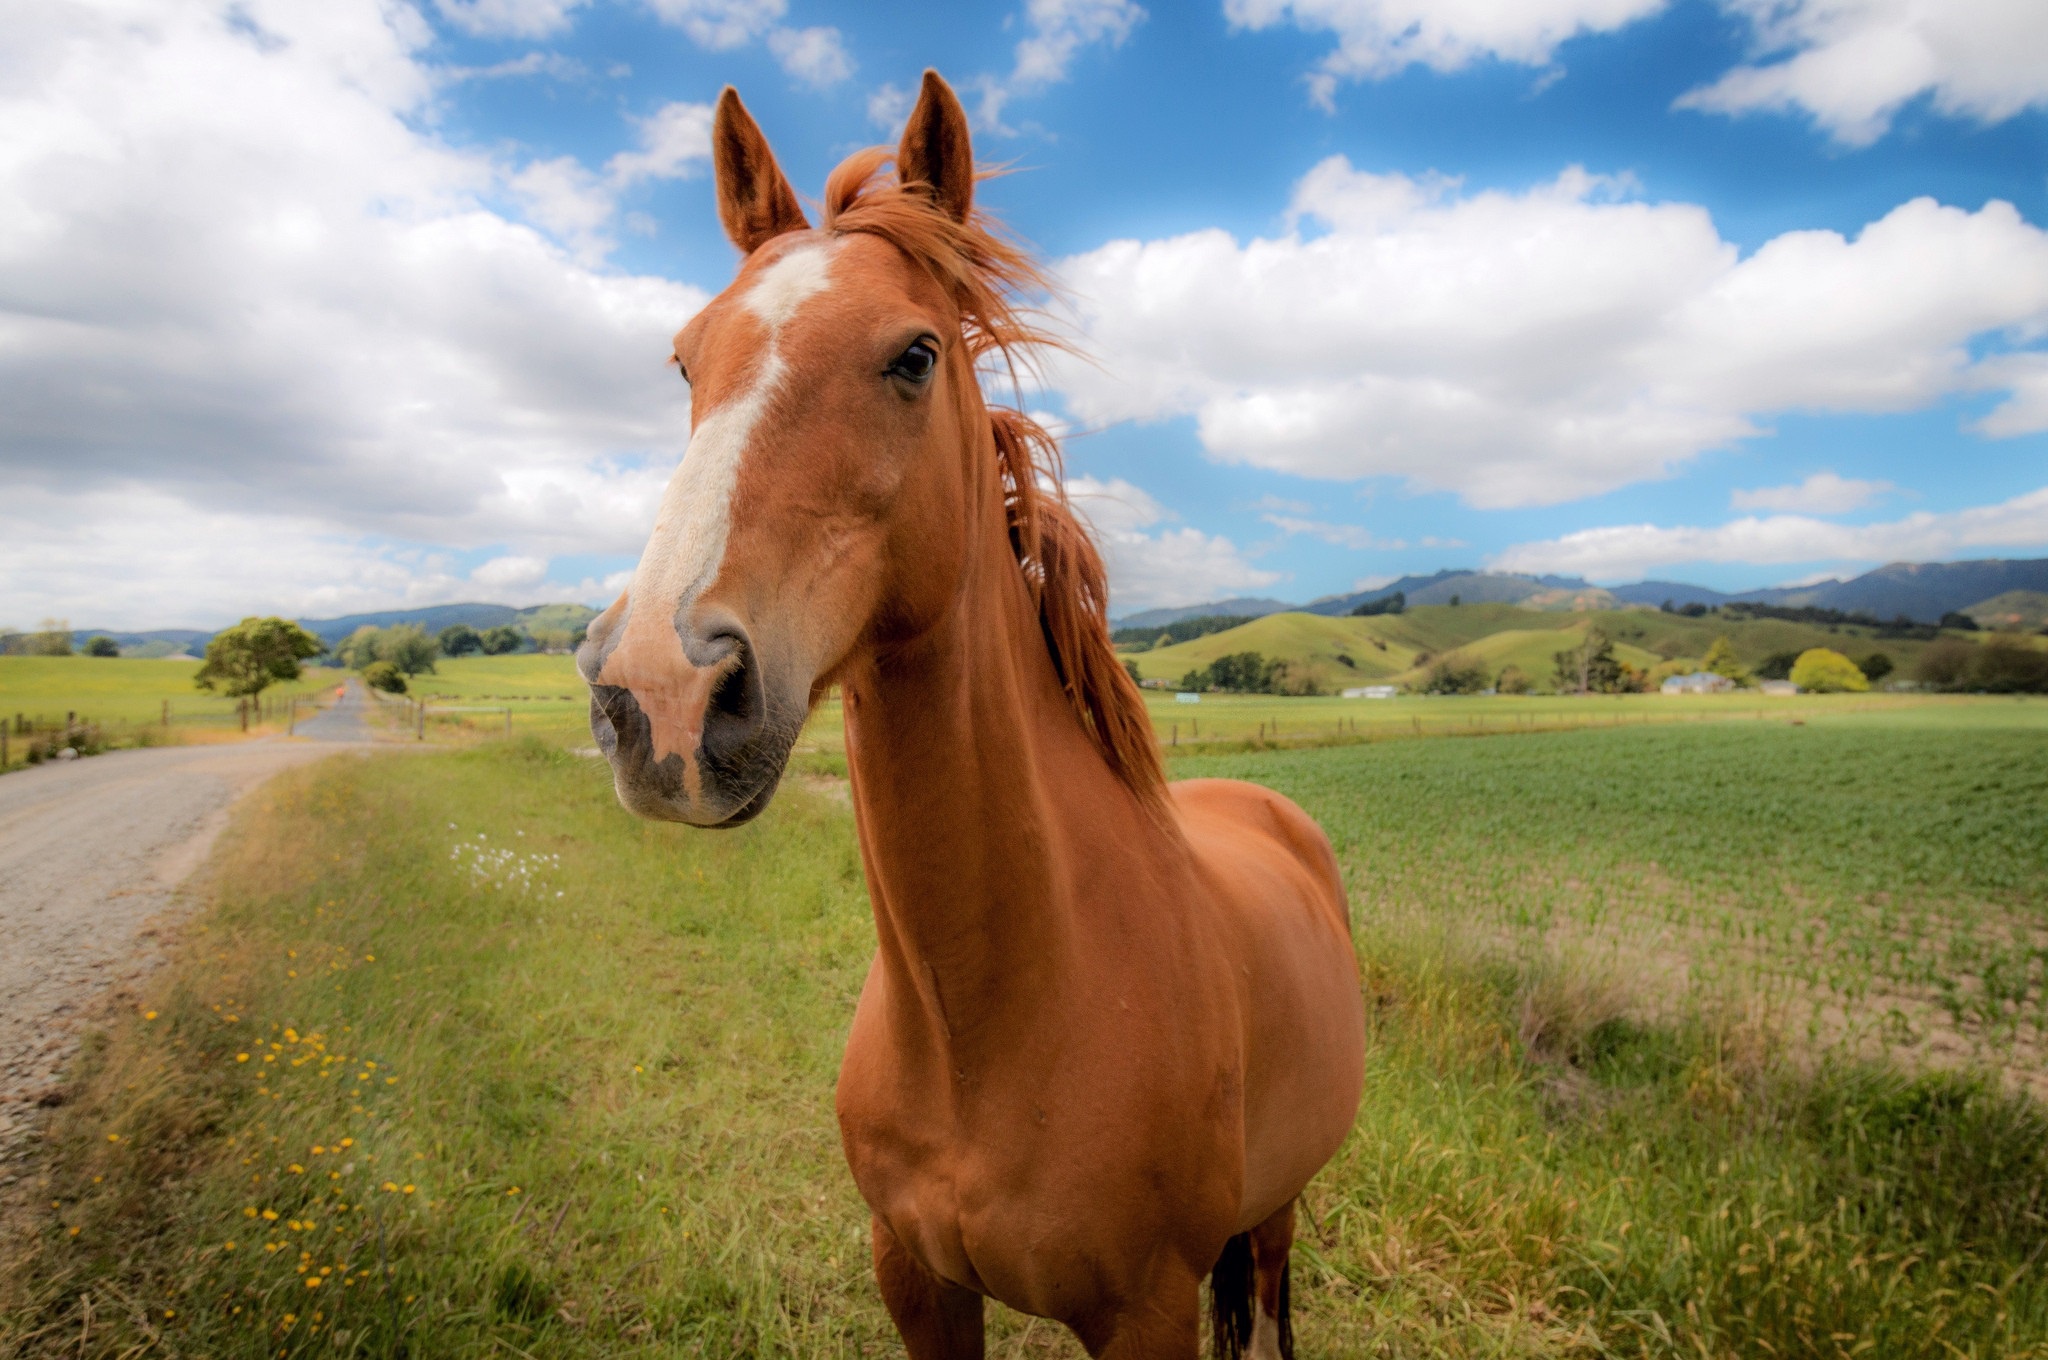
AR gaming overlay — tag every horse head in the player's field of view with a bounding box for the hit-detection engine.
[579,73,1001,826]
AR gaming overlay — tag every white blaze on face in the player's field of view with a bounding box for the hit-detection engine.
[631,241,840,624]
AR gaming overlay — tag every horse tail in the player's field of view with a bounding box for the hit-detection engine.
[1209,1232,1255,1359]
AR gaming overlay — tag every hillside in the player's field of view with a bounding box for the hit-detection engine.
[1125,603,1966,693]
[1963,590,2048,631]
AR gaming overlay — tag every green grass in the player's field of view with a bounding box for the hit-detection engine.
[0,656,330,728]
[6,707,2048,1356]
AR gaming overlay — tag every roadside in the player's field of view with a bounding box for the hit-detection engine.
[0,731,371,1171]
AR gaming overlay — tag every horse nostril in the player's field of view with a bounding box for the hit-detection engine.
[700,631,764,765]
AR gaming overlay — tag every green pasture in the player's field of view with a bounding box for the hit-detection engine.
[0,656,332,728]
[8,703,2048,1357]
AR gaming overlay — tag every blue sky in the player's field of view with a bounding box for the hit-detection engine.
[5,0,2047,626]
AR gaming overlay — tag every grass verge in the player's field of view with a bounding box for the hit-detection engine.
[4,719,2047,1356]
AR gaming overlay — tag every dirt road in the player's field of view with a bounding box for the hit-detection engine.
[0,716,376,1158]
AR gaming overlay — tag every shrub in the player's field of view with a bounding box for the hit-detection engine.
[1495,665,1531,694]
[1421,657,1487,694]
[361,660,407,694]
[1789,648,1868,693]
[1939,611,1981,631]
[1859,651,1894,683]
[1914,638,1973,689]
[84,635,120,657]
[1970,637,2048,693]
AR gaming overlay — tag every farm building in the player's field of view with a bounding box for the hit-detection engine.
[1342,685,1399,699]
[1660,672,1735,695]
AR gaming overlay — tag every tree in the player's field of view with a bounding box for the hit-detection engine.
[1914,639,1974,690]
[1970,637,2048,693]
[479,625,525,656]
[30,619,73,656]
[439,623,483,657]
[1421,657,1487,694]
[1788,648,1868,693]
[1859,652,1894,683]
[1939,612,1980,632]
[1495,665,1532,695]
[1754,650,1801,682]
[1349,591,1404,617]
[1122,658,1142,685]
[84,635,121,657]
[382,624,439,675]
[361,660,407,694]
[1701,636,1751,686]
[1552,628,1623,694]
[194,617,325,699]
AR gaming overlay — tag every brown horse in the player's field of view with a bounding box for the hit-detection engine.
[577,71,1365,1360]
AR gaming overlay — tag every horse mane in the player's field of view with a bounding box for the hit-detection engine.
[820,148,1166,803]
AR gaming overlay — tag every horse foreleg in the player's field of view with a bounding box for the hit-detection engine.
[1075,1265,1202,1360]
[871,1215,985,1359]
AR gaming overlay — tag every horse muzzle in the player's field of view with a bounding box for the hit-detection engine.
[578,604,798,827]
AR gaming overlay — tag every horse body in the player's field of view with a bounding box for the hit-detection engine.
[579,70,1364,1358]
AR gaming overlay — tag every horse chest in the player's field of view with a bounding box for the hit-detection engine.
[836,1009,1241,1316]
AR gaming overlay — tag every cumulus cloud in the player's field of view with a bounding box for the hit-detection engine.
[976,0,1145,131]
[0,0,707,626]
[866,81,914,132]
[435,0,586,38]
[766,25,853,88]
[1730,471,1893,513]
[1049,156,2048,508]
[1488,484,2048,580]
[1224,0,1666,107]
[1063,476,1281,609]
[1678,0,2048,146]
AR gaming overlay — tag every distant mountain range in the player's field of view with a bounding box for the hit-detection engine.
[1112,557,2048,628]
[64,601,602,653]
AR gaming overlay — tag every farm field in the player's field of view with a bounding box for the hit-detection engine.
[5,705,2048,1356]
[0,656,335,729]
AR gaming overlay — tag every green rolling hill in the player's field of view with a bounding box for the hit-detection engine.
[1123,603,1974,693]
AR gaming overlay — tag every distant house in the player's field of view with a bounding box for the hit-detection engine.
[1342,685,1399,699]
[1758,679,1800,696]
[1660,672,1735,695]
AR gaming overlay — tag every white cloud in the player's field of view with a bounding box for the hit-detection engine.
[1225,0,1667,107]
[1730,471,1893,513]
[1262,515,1405,550]
[1049,157,2048,509]
[1488,484,2048,580]
[639,0,783,49]
[867,81,913,132]
[1063,476,1281,610]
[435,0,586,38]
[605,100,715,185]
[1678,0,2048,146]
[977,0,1145,131]
[470,554,550,589]
[766,25,853,88]
[0,0,706,626]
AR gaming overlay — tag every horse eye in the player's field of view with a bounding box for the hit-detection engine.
[887,340,937,384]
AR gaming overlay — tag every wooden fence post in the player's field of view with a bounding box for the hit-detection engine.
[287,698,296,736]
[416,701,425,741]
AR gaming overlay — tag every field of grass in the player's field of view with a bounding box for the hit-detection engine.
[1125,603,1982,693]
[0,656,334,728]
[6,702,2048,1356]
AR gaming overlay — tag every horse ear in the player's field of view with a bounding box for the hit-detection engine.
[713,87,809,254]
[896,70,973,223]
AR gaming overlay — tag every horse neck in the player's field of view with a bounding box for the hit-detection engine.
[839,434,1161,1055]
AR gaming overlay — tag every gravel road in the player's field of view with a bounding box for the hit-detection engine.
[0,708,377,1159]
